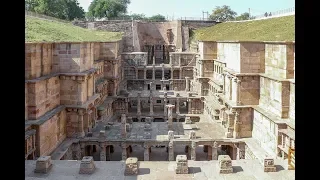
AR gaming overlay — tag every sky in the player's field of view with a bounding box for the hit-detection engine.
[78,0,295,18]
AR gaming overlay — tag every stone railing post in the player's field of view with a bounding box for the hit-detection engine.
[144,144,150,161]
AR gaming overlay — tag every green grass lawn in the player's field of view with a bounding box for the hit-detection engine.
[25,16,123,42]
[192,15,295,42]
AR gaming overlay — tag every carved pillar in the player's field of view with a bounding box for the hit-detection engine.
[162,63,165,80]
[150,96,154,115]
[121,143,127,160]
[176,95,180,114]
[228,75,233,100]
[236,78,241,105]
[191,141,196,160]
[78,109,85,137]
[144,66,147,79]
[137,92,141,116]
[179,68,182,79]
[152,65,155,80]
[212,141,218,160]
[144,144,150,161]
[121,114,127,139]
[178,54,181,66]
[171,68,174,80]
[100,144,106,161]
[237,143,245,160]
[168,140,174,161]
[187,99,192,114]
[166,104,175,130]
[169,54,173,65]
[222,73,226,95]
[80,143,85,158]
[106,145,111,161]
[233,111,241,139]
[153,55,156,65]
[164,93,168,116]
[185,77,190,91]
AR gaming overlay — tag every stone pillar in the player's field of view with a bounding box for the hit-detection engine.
[176,94,180,114]
[207,145,212,160]
[100,144,106,161]
[143,66,147,79]
[237,143,245,160]
[190,141,196,160]
[144,144,150,161]
[166,104,175,130]
[169,54,173,65]
[162,63,165,80]
[179,68,182,79]
[121,114,127,139]
[78,109,85,138]
[136,68,139,79]
[178,54,181,66]
[236,78,241,105]
[152,65,155,80]
[168,140,174,161]
[171,68,174,80]
[137,93,141,116]
[153,55,156,65]
[187,99,192,114]
[150,96,154,115]
[228,75,233,100]
[185,77,190,91]
[164,92,168,116]
[233,111,241,139]
[121,143,127,160]
[212,142,218,160]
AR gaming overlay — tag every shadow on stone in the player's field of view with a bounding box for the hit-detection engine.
[232,166,243,173]
[275,165,284,172]
[139,168,150,175]
[189,167,201,174]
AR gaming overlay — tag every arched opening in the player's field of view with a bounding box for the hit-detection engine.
[195,145,209,161]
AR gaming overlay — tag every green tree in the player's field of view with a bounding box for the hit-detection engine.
[148,14,166,21]
[130,13,147,20]
[235,12,250,21]
[87,0,131,19]
[209,5,237,22]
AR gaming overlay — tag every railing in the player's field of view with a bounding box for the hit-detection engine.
[251,7,295,20]
[25,10,71,24]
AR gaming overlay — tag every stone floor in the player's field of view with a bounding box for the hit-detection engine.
[25,159,295,180]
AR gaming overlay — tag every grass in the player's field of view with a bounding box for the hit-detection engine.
[25,16,123,42]
[192,15,295,42]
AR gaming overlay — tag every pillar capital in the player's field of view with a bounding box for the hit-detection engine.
[78,109,85,116]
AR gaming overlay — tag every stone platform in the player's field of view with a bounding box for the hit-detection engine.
[25,159,294,180]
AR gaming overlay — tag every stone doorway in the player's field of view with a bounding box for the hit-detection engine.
[174,144,190,160]
[195,145,209,161]
[150,145,168,161]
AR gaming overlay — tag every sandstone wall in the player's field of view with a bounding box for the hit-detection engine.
[27,76,60,119]
[66,111,79,137]
[100,42,120,60]
[181,20,217,29]
[217,43,241,72]
[239,76,260,105]
[265,43,294,79]
[25,43,54,80]
[252,109,282,157]
[259,76,290,118]
[240,43,265,73]
[289,82,295,119]
[239,108,253,138]
[198,41,217,60]
[94,61,105,83]
[60,76,89,105]
[37,109,67,156]
[25,83,28,120]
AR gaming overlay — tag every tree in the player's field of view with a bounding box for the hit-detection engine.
[235,12,250,21]
[130,13,147,20]
[209,5,237,22]
[25,0,85,20]
[87,0,131,19]
[148,14,166,21]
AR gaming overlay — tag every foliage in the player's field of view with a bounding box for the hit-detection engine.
[25,16,123,42]
[209,5,237,22]
[87,0,130,19]
[25,0,85,21]
[235,12,250,21]
[148,14,166,21]
[192,15,295,42]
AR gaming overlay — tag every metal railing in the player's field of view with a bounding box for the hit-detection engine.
[252,7,295,20]
[25,10,71,24]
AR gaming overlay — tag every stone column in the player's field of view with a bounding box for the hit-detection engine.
[121,143,127,160]
[222,73,226,95]
[136,68,139,79]
[178,54,181,66]
[236,78,241,105]
[152,65,155,80]
[166,104,175,130]
[187,99,192,114]
[144,66,147,79]
[137,92,141,116]
[150,96,154,115]
[169,54,173,65]
[170,68,174,80]
[233,111,241,139]
[179,68,182,79]
[153,55,156,65]
[78,109,85,138]
[144,144,150,161]
[185,77,190,91]
[164,92,168,116]
[176,94,180,114]
[237,143,245,160]
[168,140,174,161]
[100,144,106,161]
[212,141,218,160]
[190,141,196,160]
[121,114,127,139]
[228,75,233,100]
[162,63,165,80]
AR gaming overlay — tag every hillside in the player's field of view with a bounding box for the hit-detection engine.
[191,15,295,42]
[25,16,123,42]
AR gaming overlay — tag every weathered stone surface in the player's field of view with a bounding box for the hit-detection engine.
[189,131,196,139]
[79,156,96,174]
[175,155,188,174]
[124,157,139,176]
[34,156,53,174]
[263,158,276,172]
[218,155,233,174]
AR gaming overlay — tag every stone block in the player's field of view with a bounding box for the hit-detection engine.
[99,130,105,137]
[126,124,131,132]
[79,156,95,174]
[168,130,174,140]
[34,156,53,174]
[145,117,152,124]
[189,131,196,139]
[263,158,276,172]
[144,132,151,139]
[124,157,139,176]
[185,117,192,124]
[144,123,152,131]
[175,155,188,174]
[218,155,233,174]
